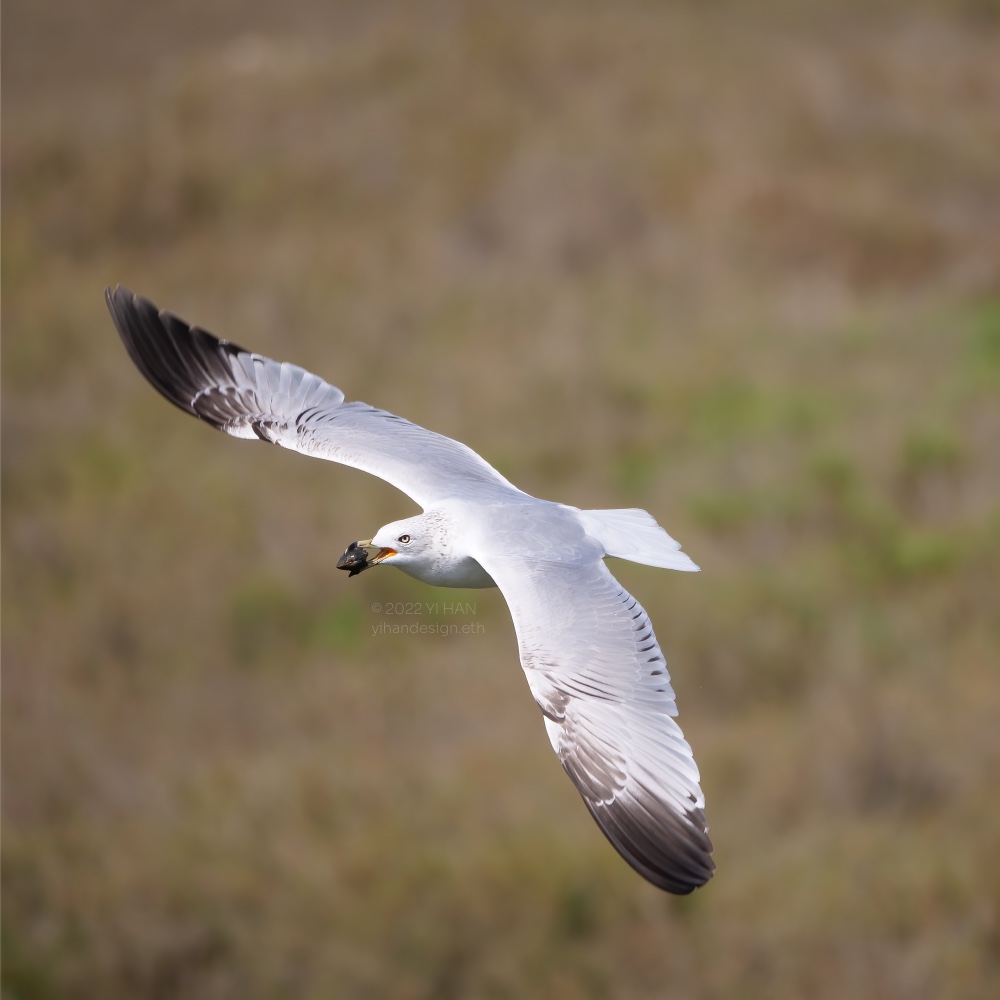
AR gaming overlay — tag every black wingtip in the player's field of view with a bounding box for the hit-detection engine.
[107,285,199,420]
[585,793,715,895]
[106,284,257,432]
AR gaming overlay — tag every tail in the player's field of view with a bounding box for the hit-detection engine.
[575,508,700,572]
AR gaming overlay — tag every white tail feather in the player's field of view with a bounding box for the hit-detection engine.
[575,507,700,572]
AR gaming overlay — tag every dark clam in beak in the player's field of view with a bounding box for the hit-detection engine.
[337,541,372,577]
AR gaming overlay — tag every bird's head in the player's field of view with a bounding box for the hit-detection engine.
[336,515,432,577]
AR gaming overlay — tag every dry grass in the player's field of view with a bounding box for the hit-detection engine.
[3,1,1000,997]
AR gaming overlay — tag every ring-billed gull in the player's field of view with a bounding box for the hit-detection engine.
[106,285,714,894]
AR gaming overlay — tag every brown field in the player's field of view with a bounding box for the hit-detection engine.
[3,1,1000,997]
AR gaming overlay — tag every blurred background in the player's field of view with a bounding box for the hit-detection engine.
[3,1,999,997]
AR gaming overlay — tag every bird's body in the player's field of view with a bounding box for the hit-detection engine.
[107,286,714,894]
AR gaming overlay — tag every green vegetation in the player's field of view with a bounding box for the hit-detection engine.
[3,1,999,997]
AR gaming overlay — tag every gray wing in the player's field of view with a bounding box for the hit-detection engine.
[106,286,522,509]
[475,534,714,894]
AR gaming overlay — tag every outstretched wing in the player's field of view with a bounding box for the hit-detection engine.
[106,286,521,509]
[476,531,713,894]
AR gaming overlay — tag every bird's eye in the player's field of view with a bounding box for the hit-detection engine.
[398,534,411,544]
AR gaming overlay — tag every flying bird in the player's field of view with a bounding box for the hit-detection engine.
[106,286,714,894]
